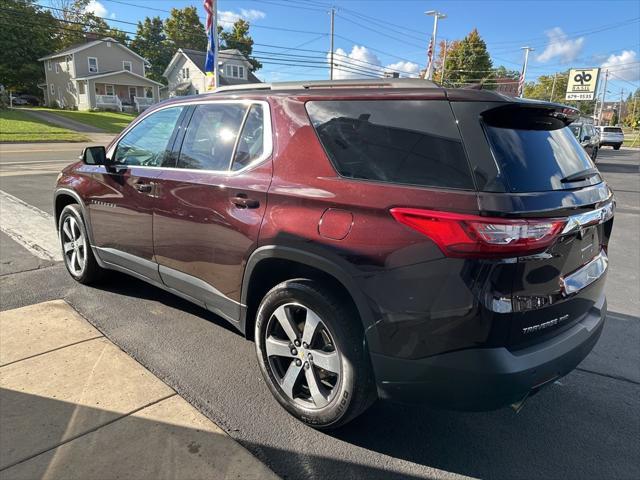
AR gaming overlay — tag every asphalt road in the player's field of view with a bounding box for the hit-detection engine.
[1,144,639,479]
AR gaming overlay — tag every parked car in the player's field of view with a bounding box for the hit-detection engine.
[596,126,624,150]
[570,121,600,161]
[54,79,614,429]
[10,97,29,106]
[17,94,41,106]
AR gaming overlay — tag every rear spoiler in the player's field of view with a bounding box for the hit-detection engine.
[481,103,581,130]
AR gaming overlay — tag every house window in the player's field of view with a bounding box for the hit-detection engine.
[50,84,55,95]
[144,87,152,98]
[123,61,132,72]
[55,63,59,74]
[88,57,98,73]
[224,64,245,79]
[47,60,52,71]
[182,67,190,79]
[105,85,115,96]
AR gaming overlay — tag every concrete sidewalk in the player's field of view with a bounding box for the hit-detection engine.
[0,300,278,480]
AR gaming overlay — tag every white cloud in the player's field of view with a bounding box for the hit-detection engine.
[328,46,421,79]
[329,45,382,79]
[385,61,421,78]
[84,0,108,18]
[218,9,266,27]
[536,27,585,63]
[602,50,640,82]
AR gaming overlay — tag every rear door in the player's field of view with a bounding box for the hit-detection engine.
[452,101,614,347]
[152,101,272,322]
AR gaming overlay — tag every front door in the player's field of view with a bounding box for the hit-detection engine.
[129,87,137,104]
[153,101,272,322]
[87,105,186,280]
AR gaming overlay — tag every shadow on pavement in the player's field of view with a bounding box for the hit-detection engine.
[597,162,640,174]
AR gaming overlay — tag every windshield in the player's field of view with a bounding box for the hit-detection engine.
[569,124,581,138]
[484,125,598,192]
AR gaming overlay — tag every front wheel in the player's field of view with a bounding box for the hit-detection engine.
[255,279,376,429]
[58,204,104,284]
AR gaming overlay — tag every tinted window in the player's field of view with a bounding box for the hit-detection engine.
[178,104,246,171]
[603,127,623,133]
[114,107,183,166]
[305,100,474,190]
[569,124,581,138]
[232,104,265,171]
[484,125,596,192]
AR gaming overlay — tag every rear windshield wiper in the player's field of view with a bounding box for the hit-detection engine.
[561,168,601,183]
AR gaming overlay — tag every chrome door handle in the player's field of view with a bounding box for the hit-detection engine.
[231,194,260,209]
[134,182,153,193]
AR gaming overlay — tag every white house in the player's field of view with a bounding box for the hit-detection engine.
[163,48,261,97]
[38,37,163,112]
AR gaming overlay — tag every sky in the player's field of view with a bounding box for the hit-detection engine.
[45,0,640,102]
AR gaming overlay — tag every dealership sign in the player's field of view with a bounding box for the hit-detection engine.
[565,68,600,101]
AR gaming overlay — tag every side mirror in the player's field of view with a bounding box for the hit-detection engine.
[81,146,106,165]
[582,135,591,142]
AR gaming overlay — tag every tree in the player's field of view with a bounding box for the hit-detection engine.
[220,19,262,71]
[610,110,619,126]
[164,7,206,51]
[439,29,493,87]
[131,17,171,84]
[0,0,61,95]
[49,0,128,48]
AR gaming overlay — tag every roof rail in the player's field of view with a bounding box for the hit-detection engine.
[211,78,439,94]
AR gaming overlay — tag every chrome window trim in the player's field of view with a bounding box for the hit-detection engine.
[561,201,615,235]
[107,99,273,176]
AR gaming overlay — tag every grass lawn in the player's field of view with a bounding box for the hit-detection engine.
[35,108,137,134]
[0,109,88,143]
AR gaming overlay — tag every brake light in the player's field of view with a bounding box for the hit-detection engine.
[390,208,566,258]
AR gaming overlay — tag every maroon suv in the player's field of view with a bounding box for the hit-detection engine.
[54,79,613,429]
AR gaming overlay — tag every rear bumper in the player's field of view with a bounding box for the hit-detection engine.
[371,295,606,411]
[600,140,623,146]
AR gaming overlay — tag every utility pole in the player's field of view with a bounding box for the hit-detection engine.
[598,69,609,125]
[329,6,335,80]
[618,88,624,123]
[549,72,557,102]
[518,46,534,98]
[425,10,446,80]
[440,39,448,85]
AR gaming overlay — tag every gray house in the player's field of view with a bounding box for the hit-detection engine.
[163,48,261,97]
[38,37,163,112]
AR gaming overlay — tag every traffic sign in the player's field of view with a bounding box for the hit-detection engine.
[565,68,600,101]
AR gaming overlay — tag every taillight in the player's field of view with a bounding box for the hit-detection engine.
[390,208,566,258]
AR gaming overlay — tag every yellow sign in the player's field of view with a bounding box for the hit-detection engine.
[205,72,216,92]
[565,68,600,101]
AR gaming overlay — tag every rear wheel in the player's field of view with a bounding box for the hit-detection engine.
[613,144,621,150]
[255,279,376,429]
[58,204,104,284]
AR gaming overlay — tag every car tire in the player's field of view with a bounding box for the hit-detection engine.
[592,147,598,162]
[58,204,104,284]
[255,279,376,429]
[613,144,621,150]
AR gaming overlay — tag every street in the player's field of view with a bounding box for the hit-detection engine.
[1,145,639,479]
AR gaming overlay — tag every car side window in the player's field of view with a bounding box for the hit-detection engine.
[113,107,184,167]
[177,103,247,171]
[231,104,265,171]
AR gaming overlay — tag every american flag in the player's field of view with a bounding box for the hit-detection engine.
[203,0,217,90]
[421,37,433,79]
[517,69,525,97]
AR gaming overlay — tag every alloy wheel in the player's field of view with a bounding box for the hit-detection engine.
[61,215,86,277]
[264,303,342,409]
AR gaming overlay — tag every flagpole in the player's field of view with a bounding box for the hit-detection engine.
[518,46,534,98]
[425,10,446,81]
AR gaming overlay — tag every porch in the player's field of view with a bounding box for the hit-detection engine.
[75,70,163,113]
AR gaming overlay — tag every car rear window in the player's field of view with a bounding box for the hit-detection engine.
[305,100,474,190]
[603,127,623,133]
[481,106,597,192]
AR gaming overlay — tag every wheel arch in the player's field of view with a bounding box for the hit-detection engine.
[53,188,98,247]
[240,246,376,342]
